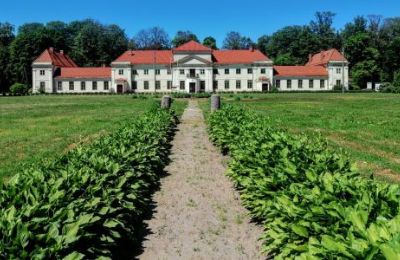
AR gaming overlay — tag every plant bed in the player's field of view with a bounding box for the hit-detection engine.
[0,105,178,259]
[207,105,400,259]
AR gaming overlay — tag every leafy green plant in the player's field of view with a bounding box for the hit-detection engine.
[9,83,29,96]
[207,105,400,259]
[0,106,178,258]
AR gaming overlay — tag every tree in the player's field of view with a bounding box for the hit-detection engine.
[256,35,271,55]
[171,30,199,47]
[310,11,339,50]
[203,36,217,49]
[133,26,170,50]
[222,31,254,50]
[0,22,15,94]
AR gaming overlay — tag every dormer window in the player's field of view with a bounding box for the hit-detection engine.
[118,69,124,75]
[40,70,45,76]
[336,68,341,74]
[261,68,266,74]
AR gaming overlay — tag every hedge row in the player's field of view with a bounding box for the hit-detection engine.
[0,106,178,259]
[208,105,400,259]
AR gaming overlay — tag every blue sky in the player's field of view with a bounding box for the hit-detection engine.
[1,0,400,45]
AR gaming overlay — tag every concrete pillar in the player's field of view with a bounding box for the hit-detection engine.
[211,94,221,112]
[161,95,172,109]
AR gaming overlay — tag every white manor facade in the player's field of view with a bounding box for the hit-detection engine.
[32,41,349,94]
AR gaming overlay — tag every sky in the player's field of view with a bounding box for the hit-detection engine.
[1,0,400,46]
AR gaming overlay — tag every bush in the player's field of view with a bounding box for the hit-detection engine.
[9,83,29,96]
[208,105,400,259]
[0,107,178,258]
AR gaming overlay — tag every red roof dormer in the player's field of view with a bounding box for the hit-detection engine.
[306,49,347,67]
[173,40,212,53]
[33,48,78,68]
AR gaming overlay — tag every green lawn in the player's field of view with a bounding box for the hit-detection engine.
[200,93,400,182]
[0,95,186,182]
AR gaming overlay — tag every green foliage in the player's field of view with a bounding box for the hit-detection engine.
[208,105,400,259]
[202,36,218,50]
[171,30,199,48]
[0,107,177,258]
[9,83,29,95]
[170,92,211,99]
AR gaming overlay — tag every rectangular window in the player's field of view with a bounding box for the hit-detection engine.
[200,81,205,91]
[40,70,45,76]
[247,68,253,74]
[167,81,172,89]
[224,68,229,75]
[320,79,325,88]
[132,81,137,89]
[236,80,241,89]
[155,69,160,75]
[180,69,185,75]
[276,80,280,88]
[144,81,149,90]
[167,69,171,75]
[247,80,253,89]
[104,81,109,90]
[336,68,341,74]
[144,69,149,75]
[180,81,185,90]
[155,80,161,90]
[336,79,341,86]
[213,80,218,90]
[287,80,292,89]
[92,81,97,91]
[261,68,266,74]
[57,82,62,91]
[118,69,124,75]
[69,81,74,90]
[81,81,86,91]
[224,80,230,89]
[213,69,219,74]
[200,69,205,75]
[298,79,303,89]
[236,68,241,74]
[309,80,314,88]
[132,69,137,75]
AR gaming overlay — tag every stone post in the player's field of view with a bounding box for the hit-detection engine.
[211,94,221,112]
[161,95,172,109]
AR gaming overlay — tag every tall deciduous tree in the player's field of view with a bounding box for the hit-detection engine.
[171,30,199,47]
[222,31,254,50]
[203,36,217,49]
[0,22,15,93]
[133,26,170,50]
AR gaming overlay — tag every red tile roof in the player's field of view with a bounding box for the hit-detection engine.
[113,50,173,65]
[56,67,111,79]
[173,40,212,52]
[306,49,347,66]
[213,50,270,64]
[34,48,77,67]
[274,66,328,77]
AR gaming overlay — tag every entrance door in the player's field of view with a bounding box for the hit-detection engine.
[262,83,269,92]
[189,82,196,93]
[117,84,123,94]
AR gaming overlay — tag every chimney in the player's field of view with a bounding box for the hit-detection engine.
[308,54,312,62]
[60,50,64,55]
[49,47,54,53]
[249,46,254,52]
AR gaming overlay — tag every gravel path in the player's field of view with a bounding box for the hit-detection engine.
[138,100,264,260]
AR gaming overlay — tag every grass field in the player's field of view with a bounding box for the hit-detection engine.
[0,95,186,182]
[200,93,400,182]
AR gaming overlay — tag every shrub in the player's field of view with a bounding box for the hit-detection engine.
[9,83,29,96]
[208,105,400,259]
[0,107,178,258]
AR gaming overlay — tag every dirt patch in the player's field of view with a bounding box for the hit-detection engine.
[138,100,264,259]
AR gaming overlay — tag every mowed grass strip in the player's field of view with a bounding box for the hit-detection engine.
[200,93,400,182]
[0,95,186,181]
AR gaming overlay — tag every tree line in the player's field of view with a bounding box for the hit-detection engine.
[1,12,400,93]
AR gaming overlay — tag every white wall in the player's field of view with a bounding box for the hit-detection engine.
[276,78,328,91]
[32,63,54,93]
[328,62,349,90]
[54,80,112,93]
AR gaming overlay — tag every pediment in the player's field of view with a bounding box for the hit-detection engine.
[174,55,211,65]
